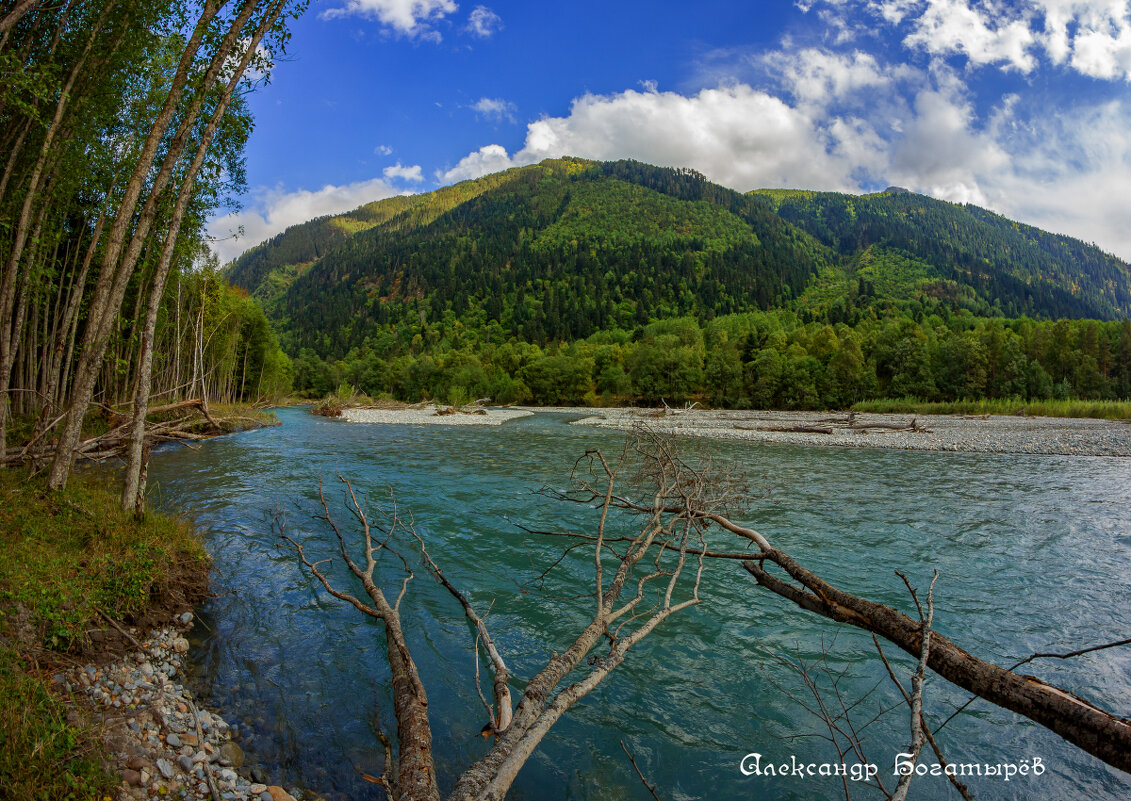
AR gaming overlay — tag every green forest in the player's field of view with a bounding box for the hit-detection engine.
[288,311,1131,410]
[0,0,298,505]
[227,158,1131,411]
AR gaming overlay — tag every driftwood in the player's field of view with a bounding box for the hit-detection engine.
[735,415,930,435]
[736,424,835,434]
[2,399,261,464]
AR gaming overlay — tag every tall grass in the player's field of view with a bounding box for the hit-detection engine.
[851,397,1131,420]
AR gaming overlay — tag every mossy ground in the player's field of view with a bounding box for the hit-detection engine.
[0,468,210,800]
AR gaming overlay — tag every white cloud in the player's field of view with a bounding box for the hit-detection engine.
[465,5,502,37]
[469,96,516,121]
[777,48,916,103]
[442,85,865,191]
[208,178,402,264]
[978,99,1131,259]
[375,144,394,155]
[813,1,1131,80]
[439,54,1131,259]
[383,161,424,181]
[901,0,1039,72]
[439,144,517,183]
[321,0,458,40]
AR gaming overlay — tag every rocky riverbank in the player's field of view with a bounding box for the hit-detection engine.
[59,614,313,801]
[563,407,1131,457]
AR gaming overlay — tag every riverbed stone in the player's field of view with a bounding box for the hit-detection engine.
[218,741,244,768]
[166,732,181,748]
[155,758,175,780]
[267,788,296,801]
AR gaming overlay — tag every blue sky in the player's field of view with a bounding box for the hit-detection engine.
[209,0,1131,262]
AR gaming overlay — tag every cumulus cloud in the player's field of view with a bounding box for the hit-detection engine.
[208,178,403,264]
[321,0,458,40]
[465,5,502,37]
[383,162,424,181]
[441,85,870,191]
[808,1,1131,80]
[438,49,1131,259]
[469,96,516,121]
[776,48,917,103]
[978,99,1131,259]
[439,144,517,183]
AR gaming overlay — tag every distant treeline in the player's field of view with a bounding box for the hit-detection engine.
[290,309,1131,409]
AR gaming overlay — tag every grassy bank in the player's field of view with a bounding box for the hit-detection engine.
[0,468,209,800]
[851,397,1131,420]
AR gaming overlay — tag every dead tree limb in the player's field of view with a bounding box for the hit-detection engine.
[282,479,440,801]
[874,636,974,801]
[562,431,1131,776]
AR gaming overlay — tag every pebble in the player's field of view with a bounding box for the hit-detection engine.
[66,620,306,801]
[572,407,1131,457]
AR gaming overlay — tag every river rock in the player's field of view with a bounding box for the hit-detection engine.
[172,637,189,653]
[267,788,296,801]
[178,612,193,626]
[122,769,142,787]
[166,731,181,748]
[155,758,175,780]
[177,754,194,773]
[218,741,244,768]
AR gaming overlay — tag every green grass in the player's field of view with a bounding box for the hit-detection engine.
[0,468,209,800]
[0,470,207,651]
[851,397,1131,420]
[0,644,114,801]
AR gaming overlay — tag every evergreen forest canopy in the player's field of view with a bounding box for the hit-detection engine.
[227,158,1131,409]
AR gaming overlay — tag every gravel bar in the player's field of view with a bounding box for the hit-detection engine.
[341,407,533,426]
[558,408,1131,457]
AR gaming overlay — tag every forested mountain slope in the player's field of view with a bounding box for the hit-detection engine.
[229,158,836,356]
[755,188,1131,321]
[227,159,1131,363]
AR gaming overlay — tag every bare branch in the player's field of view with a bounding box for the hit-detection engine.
[620,741,663,801]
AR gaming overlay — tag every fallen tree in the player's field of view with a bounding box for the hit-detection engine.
[280,428,1129,801]
[1,398,272,467]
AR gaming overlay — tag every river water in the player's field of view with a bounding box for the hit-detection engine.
[147,407,1131,801]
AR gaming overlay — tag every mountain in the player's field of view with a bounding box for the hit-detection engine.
[228,158,1131,361]
[754,188,1131,321]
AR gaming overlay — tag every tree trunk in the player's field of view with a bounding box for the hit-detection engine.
[0,0,44,37]
[122,0,288,511]
[742,552,1131,773]
[47,0,231,489]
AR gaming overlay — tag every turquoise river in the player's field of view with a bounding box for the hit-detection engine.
[147,407,1131,801]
